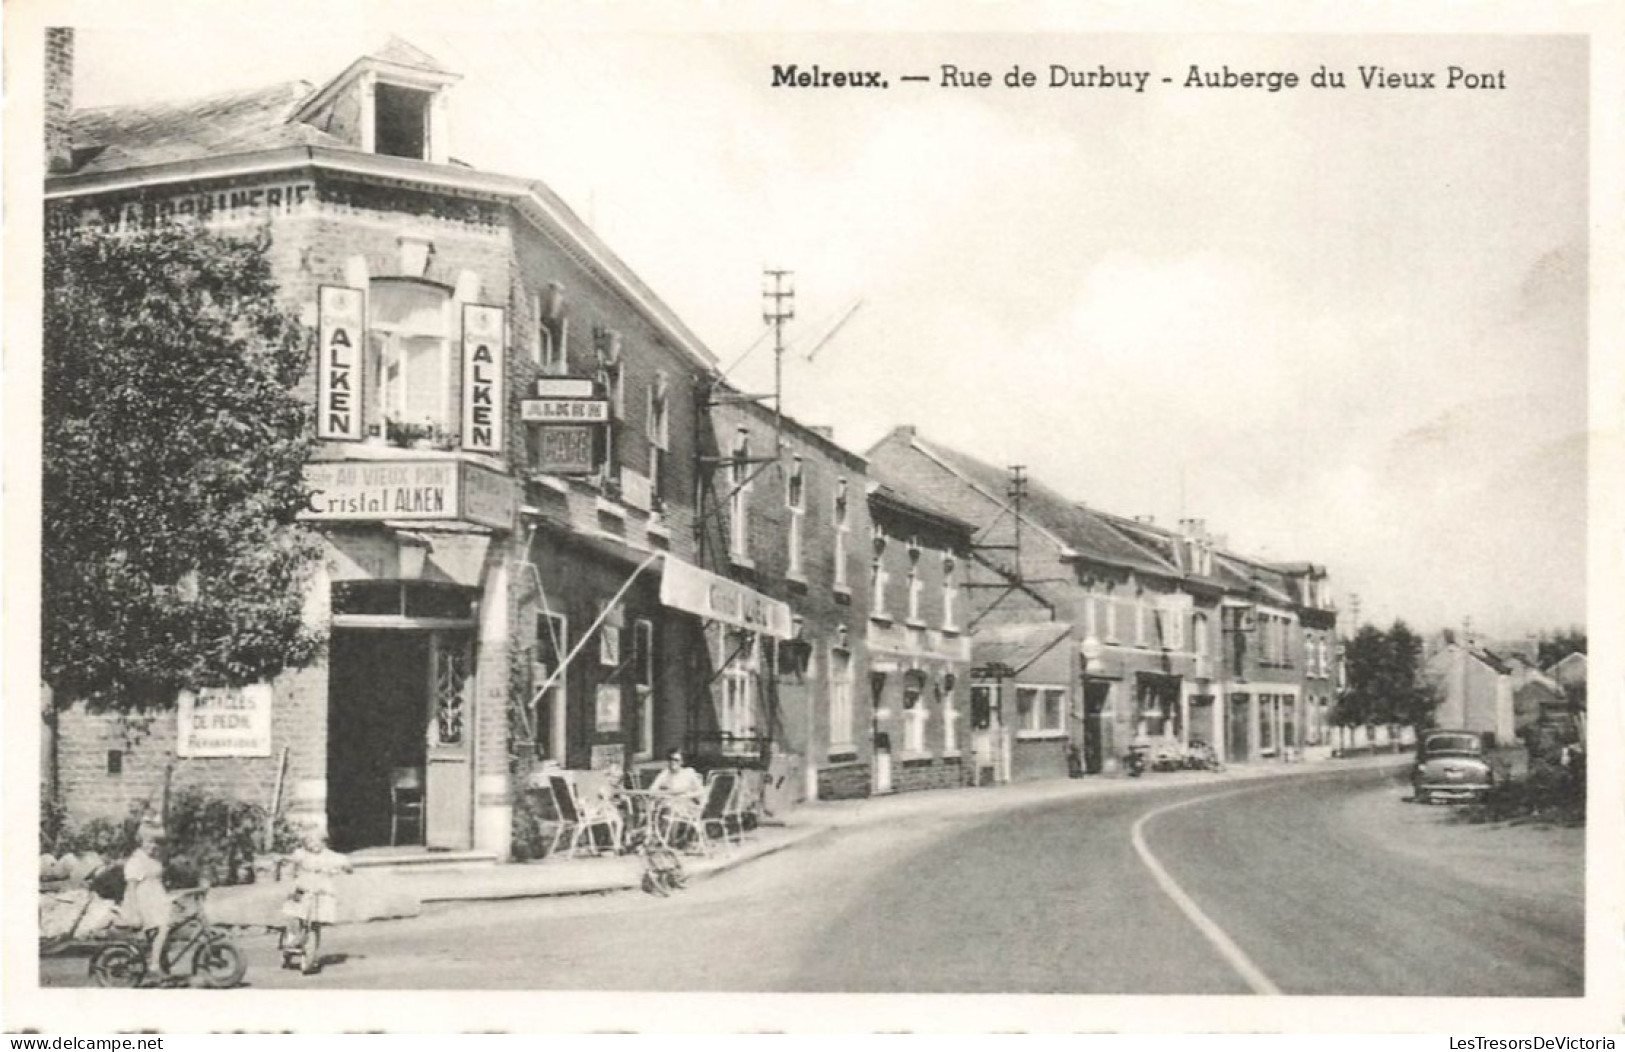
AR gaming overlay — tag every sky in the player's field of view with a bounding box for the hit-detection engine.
[57,11,1592,640]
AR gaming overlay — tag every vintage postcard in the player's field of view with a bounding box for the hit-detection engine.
[5,0,1621,1036]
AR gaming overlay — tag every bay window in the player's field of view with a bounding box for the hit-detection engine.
[369,280,454,443]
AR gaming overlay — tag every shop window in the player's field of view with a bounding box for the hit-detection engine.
[403,582,475,620]
[369,280,454,445]
[374,83,432,160]
[786,457,805,577]
[533,613,568,762]
[332,581,473,620]
[828,646,854,751]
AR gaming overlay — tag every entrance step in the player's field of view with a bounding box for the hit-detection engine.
[349,848,498,872]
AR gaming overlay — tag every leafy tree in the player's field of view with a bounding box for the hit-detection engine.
[1537,627,1586,669]
[1334,620,1438,729]
[42,223,324,711]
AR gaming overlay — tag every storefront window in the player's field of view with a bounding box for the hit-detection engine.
[369,280,454,444]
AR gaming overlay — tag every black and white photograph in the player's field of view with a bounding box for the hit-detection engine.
[6,0,1621,1037]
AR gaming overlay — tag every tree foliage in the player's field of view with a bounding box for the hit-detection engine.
[42,223,324,711]
[1334,620,1438,728]
[1536,627,1586,669]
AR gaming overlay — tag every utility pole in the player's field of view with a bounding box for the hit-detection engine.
[762,268,794,449]
[1008,465,1027,591]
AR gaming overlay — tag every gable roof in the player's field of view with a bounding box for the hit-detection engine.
[66,81,341,177]
[868,481,976,540]
[882,430,1179,579]
[370,36,457,75]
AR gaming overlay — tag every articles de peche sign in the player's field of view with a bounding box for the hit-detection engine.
[177,684,273,758]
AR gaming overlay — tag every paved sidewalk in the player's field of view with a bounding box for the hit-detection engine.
[207,752,1411,927]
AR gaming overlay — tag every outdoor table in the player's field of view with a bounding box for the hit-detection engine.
[617,789,701,851]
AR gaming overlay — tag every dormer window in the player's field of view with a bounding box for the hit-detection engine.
[292,39,459,164]
[375,83,432,159]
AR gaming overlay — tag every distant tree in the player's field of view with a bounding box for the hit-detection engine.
[1335,620,1438,730]
[1537,627,1587,669]
[42,223,324,712]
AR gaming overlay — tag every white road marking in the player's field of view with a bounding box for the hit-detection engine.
[1130,789,1283,996]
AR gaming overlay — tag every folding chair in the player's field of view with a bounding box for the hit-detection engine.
[547,774,623,857]
[390,767,425,846]
[665,771,739,855]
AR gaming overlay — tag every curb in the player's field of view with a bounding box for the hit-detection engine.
[403,756,1411,908]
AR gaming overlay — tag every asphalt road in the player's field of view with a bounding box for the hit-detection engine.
[40,765,1583,995]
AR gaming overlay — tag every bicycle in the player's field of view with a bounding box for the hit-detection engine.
[89,887,246,989]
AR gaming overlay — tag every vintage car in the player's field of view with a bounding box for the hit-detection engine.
[1411,729,1496,804]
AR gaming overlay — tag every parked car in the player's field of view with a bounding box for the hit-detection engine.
[1410,729,1495,804]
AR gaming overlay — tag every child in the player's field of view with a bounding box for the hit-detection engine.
[120,822,171,986]
[280,826,351,973]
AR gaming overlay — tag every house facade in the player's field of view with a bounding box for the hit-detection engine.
[869,426,1340,776]
[1422,644,1515,744]
[699,396,876,804]
[43,36,801,856]
[861,484,976,796]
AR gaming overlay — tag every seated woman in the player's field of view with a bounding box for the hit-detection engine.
[648,748,705,844]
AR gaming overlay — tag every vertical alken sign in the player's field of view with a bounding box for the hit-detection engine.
[317,286,365,441]
[462,304,506,454]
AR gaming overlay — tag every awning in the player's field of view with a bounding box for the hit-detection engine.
[658,555,793,639]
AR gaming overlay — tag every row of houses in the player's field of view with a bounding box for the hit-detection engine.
[41,35,1342,858]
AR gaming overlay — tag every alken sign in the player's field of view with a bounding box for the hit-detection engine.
[317,286,364,441]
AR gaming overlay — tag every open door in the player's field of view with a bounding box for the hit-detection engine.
[425,632,473,850]
[1082,680,1111,774]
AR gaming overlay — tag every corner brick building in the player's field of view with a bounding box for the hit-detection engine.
[42,36,817,856]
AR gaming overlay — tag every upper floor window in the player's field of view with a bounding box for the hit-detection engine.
[870,528,890,618]
[729,430,752,563]
[786,457,806,577]
[833,478,851,591]
[647,374,670,510]
[906,543,923,623]
[1192,612,1209,657]
[369,280,454,441]
[942,554,959,631]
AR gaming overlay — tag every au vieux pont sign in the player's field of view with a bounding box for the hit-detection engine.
[300,459,516,531]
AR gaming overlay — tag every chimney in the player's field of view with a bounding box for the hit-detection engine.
[893,424,917,441]
[45,28,74,175]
